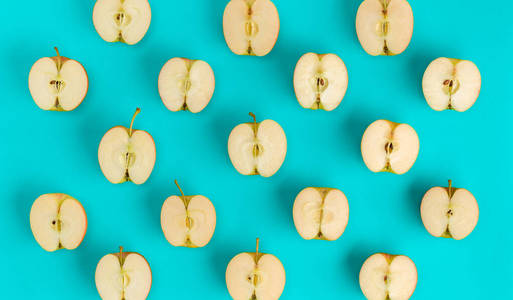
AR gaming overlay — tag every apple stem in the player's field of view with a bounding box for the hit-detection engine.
[448,180,453,197]
[54,46,62,70]
[255,238,259,257]
[174,180,185,197]
[249,112,257,127]
[129,108,141,136]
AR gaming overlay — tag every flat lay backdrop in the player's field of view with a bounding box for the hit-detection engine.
[1,0,512,299]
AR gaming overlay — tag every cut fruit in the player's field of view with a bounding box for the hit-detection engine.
[228,113,287,177]
[293,53,348,111]
[161,180,216,247]
[29,193,87,252]
[158,57,215,113]
[226,238,285,300]
[422,57,481,112]
[95,246,152,300]
[293,187,349,241]
[98,108,156,184]
[28,47,88,111]
[420,180,479,240]
[359,253,417,300]
[355,0,414,56]
[223,0,280,56]
[361,119,419,175]
[93,0,151,45]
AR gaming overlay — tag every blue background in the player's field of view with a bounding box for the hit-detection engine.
[1,0,512,299]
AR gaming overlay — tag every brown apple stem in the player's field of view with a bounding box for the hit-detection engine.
[54,46,62,70]
[249,112,257,127]
[448,180,453,197]
[174,180,185,197]
[129,108,141,136]
[255,238,259,257]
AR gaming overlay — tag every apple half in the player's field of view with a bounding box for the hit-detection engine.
[420,180,479,240]
[293,53,348,111]
[359,253,417,300]
[223,0,280,56]
[226,238,285,300]
[98,108,156,184]
[93,0,151,45]
[28,47,88,111]
[158,57,215,113]
[293,187,349,241]
[30,193,87,252]
[228,113,287,177]
[95,246,152,300]
[422,57,481,112]
[355,0,414,56]
[361,119,419,175]
[161,180,216,247]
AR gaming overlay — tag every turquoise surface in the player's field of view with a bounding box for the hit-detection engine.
[1,0,512,299]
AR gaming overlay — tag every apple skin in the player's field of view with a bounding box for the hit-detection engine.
[28,50,89,111]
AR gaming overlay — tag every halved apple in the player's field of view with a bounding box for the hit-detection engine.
[98,108,156,184]
[361,119,419,175]
[293,53,348,111]
[30,193,87,252]
[420,180,479,240]
[355,0,414,56]
[158,57,215,113]
[226,238,285,300]
[28,47,88,111]
[359,253,417,300]
[223,0,280,56]
[422,57,481,112]
[161,180,216,247]
[228,113,287,177]
[293,187,349,241]
[93,0,151,45]
[95,246,152,300]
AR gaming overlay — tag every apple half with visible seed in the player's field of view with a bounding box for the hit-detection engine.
[293,187,349,241]
[93,0,151,45]
[226,238,285,300]
[422,57,481,112]
[359,253,417,300]
[293,53,348,111]
[361,119,419,175]
[420,180,479,240]
[28,47,88,111]
[228,113,287,177]
[95,246,152,300]
[161,180,216,247]
[356,0,414,56]
[30,193,87,252]
[223,0,280,56]
[158,57,215,113]
[98,108,156,184]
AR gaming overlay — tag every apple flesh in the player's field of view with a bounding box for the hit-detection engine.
[158,57,215,113]
[98,108,156,184]
[226,238,285,300]
[293,187,349,241]
[93,0,151,45]
[228,113,287,177]
[95,246,152,300]
[223,0,280,56]
[359,253,417,300]
[293,53,348,111]
[28,47,88,111]
[30,193,87,252]
[420,180,479,240]
[361,119,419,175]
[422,57,481,112]
[356,0,414,56]
[161,180,216,247]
